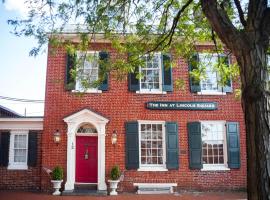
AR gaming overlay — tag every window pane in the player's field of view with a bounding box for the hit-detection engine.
[199,54,219,92]
[14,149,27,162]
[201,122,225,165]
[140,123,164,166]
[140,54,160,90]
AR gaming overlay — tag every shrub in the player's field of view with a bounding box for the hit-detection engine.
[110,165,121,180]
[52,166,63,180]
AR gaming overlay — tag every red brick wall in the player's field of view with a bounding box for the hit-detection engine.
[0,131,42,190]
[42,43,246,191]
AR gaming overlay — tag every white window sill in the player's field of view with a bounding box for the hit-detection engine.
[72,89,102,93]
[138,167,168,172]
[136,91,167,95]
[201,165,230,171]
[8,164,28,170]
[197,91,226,96]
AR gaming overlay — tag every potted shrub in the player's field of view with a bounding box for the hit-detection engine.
[51,166,63,195]
[108,165,121,195]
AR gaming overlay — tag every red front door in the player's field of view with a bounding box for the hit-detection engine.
[76,136,98,183]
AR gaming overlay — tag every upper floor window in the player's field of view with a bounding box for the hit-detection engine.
[189,53,232,95]
[76,51,99,92]
[128,53,173,94]
[140,54,162,92]
[65,51,109,92]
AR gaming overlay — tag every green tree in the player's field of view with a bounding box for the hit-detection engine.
[6,0,270,199]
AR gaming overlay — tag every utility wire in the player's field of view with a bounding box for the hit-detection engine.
[0,96,44,103]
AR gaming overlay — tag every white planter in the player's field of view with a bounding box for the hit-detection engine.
[108,180,120,195]
[51,180,63,195]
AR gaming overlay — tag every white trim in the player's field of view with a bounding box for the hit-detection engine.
[137,167,168,172]
[0,118,43,122]
[197,91,226,95]
[0,118,43,130]
[8,130,29,170]
[201,164,230,171]
[136,91,167,95]
[72,89,102,94]
[138,121,167,171]
[64,109,108,192]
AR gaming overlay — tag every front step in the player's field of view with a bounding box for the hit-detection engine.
[62,189,107,196]
[74,184,97,190]
[62,184,107,196]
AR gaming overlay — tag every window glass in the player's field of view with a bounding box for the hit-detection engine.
[76,51,99,91]
[201,122,226,165]
[199,54,219,92]
[140,123,164,166]
[13,134,27,163]
[140,54,161,91]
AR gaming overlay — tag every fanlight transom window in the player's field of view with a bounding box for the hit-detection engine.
[77,124,97,134]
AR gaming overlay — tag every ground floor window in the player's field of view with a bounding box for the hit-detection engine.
[201,121,228,170]
[138,121,166,170]
[8,130,28,170]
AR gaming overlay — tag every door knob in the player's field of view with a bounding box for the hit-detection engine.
[84,149,89,160]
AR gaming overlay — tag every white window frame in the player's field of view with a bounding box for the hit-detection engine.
[136,53,166,94]
[73,51,102,93]
[197,53,229,95]
[8,130,29,170]
[200,121,230,171]
[137,120,167,171]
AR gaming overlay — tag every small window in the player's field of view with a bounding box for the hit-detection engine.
[201,121,228,170]
[139,121,166,170]
[199,53,230,94]
[77,123,97,134]
[139,54,162,93]
[75,51,99,92]
[8,131,28,170]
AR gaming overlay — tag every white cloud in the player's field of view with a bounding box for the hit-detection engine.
[4,0,30,17]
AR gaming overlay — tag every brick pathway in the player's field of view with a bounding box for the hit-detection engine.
[0,191,246,200]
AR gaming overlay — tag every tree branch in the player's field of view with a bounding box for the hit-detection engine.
[260,7,270,48]
[149,0,193,52]
[233,0,247,27]
[247,0,267,30]
[200,0,247,53]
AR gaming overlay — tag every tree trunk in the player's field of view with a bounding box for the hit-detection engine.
[200,1,270,199]
[239,48,270,200]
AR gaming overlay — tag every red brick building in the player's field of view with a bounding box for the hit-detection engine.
[0,36,247,194]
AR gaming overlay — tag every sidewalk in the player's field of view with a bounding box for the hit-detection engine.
[0,191,247,200]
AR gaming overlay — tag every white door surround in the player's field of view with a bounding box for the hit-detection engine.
[63,108,109,191]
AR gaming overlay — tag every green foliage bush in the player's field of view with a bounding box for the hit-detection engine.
[110,165,121,180]
[52,166,63,180]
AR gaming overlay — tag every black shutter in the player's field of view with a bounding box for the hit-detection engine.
[125,121,139,169]
[128,53,140,91]
[189,54,201,93]
[226,122,240,169]
[166,122,179,169]
[188,122,202,169]
[28,131,38,167]
[222,55,233,93]
[65,52,76,90]
[98,52,109,91]
[0,132,10,167]
[162,54,173,92]
[128,70,139,91]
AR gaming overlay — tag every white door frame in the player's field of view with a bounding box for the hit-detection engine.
[63,109,109,191]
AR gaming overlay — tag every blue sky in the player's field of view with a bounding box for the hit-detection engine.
[0,1,46,116]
